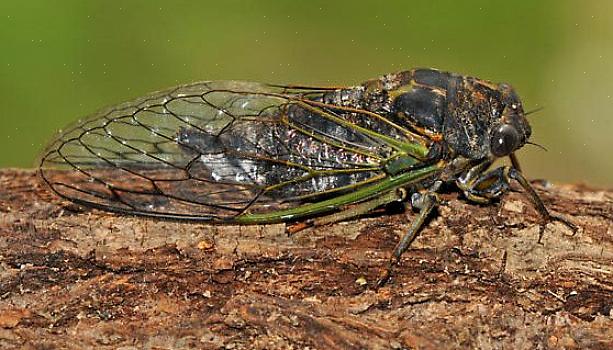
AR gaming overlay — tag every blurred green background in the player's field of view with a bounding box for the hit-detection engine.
[1,0,611,187]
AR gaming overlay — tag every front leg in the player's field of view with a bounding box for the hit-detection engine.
[457,164,577,241]
[507,168,577,239]
[457,166,510,204]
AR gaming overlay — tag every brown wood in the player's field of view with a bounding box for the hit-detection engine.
[0,169,611,349]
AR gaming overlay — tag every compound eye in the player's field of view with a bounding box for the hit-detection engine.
[490,124,520,157]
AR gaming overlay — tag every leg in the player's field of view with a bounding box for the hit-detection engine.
[312,189,406,226]
[377,183,441,286]
[507,168,577,241]
[458,164,577,241]
[458,167,510,204]
[287,189,405,234]
[509,152,522,173]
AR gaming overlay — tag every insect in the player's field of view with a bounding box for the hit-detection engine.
[39,68,576,284]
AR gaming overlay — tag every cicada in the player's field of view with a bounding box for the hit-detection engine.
[39,68,575,283]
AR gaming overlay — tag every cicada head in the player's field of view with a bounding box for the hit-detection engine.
[488,83,531,158]
[438,74,532,162]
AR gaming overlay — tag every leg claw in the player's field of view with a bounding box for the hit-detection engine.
[537,213,577,243]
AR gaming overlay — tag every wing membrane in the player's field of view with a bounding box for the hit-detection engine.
[40,81,419,221]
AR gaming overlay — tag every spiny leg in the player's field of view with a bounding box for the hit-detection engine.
[458,166,509,204]
[458,163,577,242]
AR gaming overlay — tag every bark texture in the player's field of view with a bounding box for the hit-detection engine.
[0,169,611,349]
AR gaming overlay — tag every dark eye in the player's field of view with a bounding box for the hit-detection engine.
[490,124,520,157]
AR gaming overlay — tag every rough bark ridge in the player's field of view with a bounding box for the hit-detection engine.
[0,169,611,349]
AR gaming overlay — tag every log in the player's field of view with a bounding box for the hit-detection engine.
[0,169,611,349]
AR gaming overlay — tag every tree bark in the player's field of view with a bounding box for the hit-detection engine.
[0,169,611,349]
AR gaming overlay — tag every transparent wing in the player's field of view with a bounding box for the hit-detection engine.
[40,81,414,221]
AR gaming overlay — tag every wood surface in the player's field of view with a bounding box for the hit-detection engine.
[0,169,611,349]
